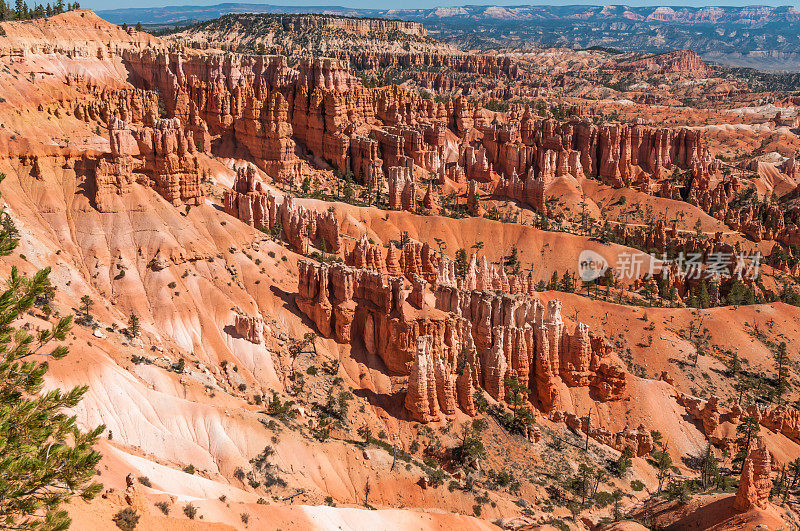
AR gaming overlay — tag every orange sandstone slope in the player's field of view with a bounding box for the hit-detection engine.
[2,9,800,531]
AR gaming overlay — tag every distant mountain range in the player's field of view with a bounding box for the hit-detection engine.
[97,4,800,71]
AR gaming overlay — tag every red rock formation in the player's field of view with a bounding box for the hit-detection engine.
[405,335,441,423]
[617,50,710,77]
[423,183,434,210]
[387,166,417,211]
[94,118,137,212]
[134,117,203,207]
[347,235,386,272]
[92,116,203,210]
[552,412,654,457]
[234,314,264,344]
[224,166,340,253]
[434,280,627,413]
[400,242,439,284]
[494,167,546,213]
[734,437,772,512]
[466,179,482,216]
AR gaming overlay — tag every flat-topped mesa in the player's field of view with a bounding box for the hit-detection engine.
[277,14,426,37]
[734,437,772,512]
[223,166,340,253]
[134,117,204,207]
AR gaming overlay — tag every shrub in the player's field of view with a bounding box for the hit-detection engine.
[155,501,169,515]
[427,468,447,487]
[137,476,152,487]
[630,479,645,491]
[183,503,197,519]
[113,508,140,530]
[182,464,196,475]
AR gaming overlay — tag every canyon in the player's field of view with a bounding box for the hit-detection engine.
[2,6,800,531]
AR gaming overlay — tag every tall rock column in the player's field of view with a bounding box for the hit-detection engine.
[734,437,772,512]
[405,335,441,423]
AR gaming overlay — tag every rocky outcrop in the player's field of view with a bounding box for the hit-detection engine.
[387,166,417,211]
[405,336,442,423]
[434,280,626,413]
[94,118,137,212]
[234,314,264,344]
[296,256,625,423]
[134,117,204,207]
[92,116,203,210]
[224,166,340,253]
[495,167,546,213]
[734,437,772,512]
[552,411,654,457]
[617,50,710,77]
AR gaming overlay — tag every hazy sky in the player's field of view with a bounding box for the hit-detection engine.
[84,0,797,11]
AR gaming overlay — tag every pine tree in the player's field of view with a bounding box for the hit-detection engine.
[0,270,104,525]
[127,312,140,338]
[560,270,574,292]
[654,443,673,495]
[548,270,559,291]
[726,350,742,378]
[735,413,761,471]
[79,294,92,318]
[774,341,790,404]
[699,443,719,490]
[696,279,711,309]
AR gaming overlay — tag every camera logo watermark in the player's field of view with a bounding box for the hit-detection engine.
[578,250,609,282]
[578,250,762,281]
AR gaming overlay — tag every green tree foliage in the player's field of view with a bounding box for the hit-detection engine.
[451,419,486,468]
[726,278,756,306]
[774,341,790,404]
[0,193,104,529]
[613,446,633,477]
[559,270,575,293]
[126,313,140,339]
[699,443,720,490]
[0,267,104,529]
[0,0,78,21]
[735,413,761,470]
[652,443,673,495]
